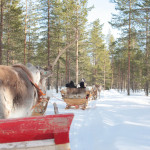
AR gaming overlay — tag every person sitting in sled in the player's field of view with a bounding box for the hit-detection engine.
[66,81,76,88]
[80,78,86,88]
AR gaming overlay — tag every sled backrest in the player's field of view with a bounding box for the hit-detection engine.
[67,88,87,99]
[0,114,74,145]
[61,88,91,99]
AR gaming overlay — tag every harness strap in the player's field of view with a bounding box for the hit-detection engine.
[29,78,46,99]
[29,78,47,110]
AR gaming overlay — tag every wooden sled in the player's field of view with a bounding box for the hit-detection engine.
[61,88,91,110]
[0,113,74,150]
[32,97,50,116]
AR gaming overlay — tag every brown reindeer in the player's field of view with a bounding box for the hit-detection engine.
[91,87,98,100]
[0,64,51,119]
[91,84,103,99]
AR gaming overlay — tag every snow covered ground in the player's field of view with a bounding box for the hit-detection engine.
[46,89,150,150]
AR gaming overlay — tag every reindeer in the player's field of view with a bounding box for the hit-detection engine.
[91,84,103,100]
[95,84,103,99]
[0,63,51,119]
[91,86,98,100]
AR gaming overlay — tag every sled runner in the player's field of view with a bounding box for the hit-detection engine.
[0,113,74,150]
[61,88,91,110]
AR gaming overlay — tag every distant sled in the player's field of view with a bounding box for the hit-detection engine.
[61,87,91,110]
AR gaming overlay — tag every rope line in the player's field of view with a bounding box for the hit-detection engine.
[51,95,64,102]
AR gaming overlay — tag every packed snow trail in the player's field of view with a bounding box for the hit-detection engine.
[46,89,150,150]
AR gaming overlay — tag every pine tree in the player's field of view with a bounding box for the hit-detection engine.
[135,0,150,95]
[0,0,4,64]
[3,0,24,65]
[89,19,111,88]
[61,0,91,85]
[110,0,141,95]
[26,0,40,64]
[107,33,115,89]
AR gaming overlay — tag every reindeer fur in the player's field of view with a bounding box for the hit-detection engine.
[0,64,38,119]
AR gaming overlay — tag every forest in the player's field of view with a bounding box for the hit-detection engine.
[0,0,149,95]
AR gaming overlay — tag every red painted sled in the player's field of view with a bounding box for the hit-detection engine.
[0,113,74,150]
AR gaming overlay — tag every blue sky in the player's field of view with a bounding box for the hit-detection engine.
[87,0,119,39]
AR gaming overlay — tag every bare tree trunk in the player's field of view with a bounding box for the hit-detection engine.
[124,74,127,91]
[7,32,10,66]
[47,0,50,67]
[27,17,31,63]
[24,0,27,65]
[68,56,71,82]
[127,0,131,95]
[75,1,79,85]
[111,55,114,89]
[103,59,106,90]
[76,29,79,85]
[131,64,134,92]
[56,62,59,93]
[65,49,68,83]
[118,64,120,90]
[7,50,9,65]
[145,10,149,96]
[0,0,3,65]
[95,58,98,84]
[123,74,126,91]
[59,72,62,89]
[47,0,50,90]
[12,51,14,65]
[28,32,31,63]
[56,48,60,93]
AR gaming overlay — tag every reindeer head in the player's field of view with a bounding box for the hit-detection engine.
[26,63,52,94]
[36,65,52,94]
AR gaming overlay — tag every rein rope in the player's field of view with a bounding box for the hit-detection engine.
[51,95,64,102]
[29,78,46,98]
[29,78,47,110]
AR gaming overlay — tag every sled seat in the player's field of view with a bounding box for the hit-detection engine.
[0,114,74,150]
